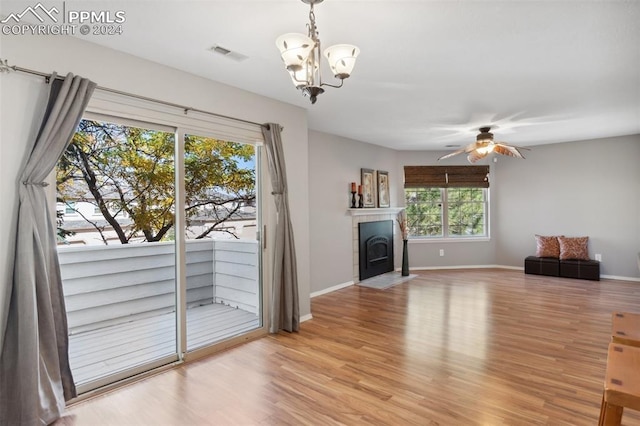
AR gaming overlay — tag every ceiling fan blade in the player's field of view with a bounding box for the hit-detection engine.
[493,144,526,159]
[437,148,466,161]
[494,141,531,151]
[438,141,484,161]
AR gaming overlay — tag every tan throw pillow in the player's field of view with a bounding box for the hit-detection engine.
[535,235,561,258]
[558,236,590,260]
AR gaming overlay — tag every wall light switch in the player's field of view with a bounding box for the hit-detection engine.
[595,253,602,262]
[439,249,444,257]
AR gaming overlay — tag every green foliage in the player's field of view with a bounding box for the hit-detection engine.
[56,210,75,243]
[184,135,254,221]
[405,188,443,236]
[57,120,255,244]
[447,188,485,236]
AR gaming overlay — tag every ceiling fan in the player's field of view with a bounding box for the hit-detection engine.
[438,127,529,163]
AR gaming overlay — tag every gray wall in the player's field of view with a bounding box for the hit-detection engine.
[493,134,640,278]
[308,133,640,294]
[308,130,399,293]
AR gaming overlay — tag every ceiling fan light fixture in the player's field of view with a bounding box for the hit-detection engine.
[438,126,529,163]
[477,127,494,143]
[276,0,359,104]
[475,143,495,155]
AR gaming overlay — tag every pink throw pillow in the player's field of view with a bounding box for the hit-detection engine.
[535,235,561,258]
[558,236,590,260]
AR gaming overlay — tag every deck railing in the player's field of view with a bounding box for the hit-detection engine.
[58,239,259,334]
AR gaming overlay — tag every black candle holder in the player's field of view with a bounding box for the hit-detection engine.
[351,191,357,208]
[358,193,364,208]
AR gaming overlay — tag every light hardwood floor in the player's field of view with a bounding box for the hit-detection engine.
[55,269,640,425]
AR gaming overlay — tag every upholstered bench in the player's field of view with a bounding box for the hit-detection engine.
[559,259,600,281]
[525,256,559,276]
[524,256,600,281]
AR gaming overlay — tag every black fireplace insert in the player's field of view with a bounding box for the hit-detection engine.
[358,220,394,281]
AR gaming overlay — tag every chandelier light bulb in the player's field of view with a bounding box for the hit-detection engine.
[275,33,314,71]
[324,44,360,79]
[288,59,317,87]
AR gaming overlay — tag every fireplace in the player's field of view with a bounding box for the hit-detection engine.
[358,220,394,281]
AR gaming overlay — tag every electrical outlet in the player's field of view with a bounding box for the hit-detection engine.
[439,249,444,257]
[595,253,602,262]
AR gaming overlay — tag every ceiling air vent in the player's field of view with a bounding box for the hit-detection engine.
[209,45,249,62]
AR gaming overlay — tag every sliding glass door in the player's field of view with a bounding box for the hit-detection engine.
[56,116,263,393]
[181,132,262,352]
[57,117,179,392]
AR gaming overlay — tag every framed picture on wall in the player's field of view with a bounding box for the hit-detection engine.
[377,170,390,208]
[361,168,375,208]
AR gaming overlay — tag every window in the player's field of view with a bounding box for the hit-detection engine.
[57,119,177,244]
[64,201,76,215]
[404,166,489,239]
[53,96,266,394]
[405,188,442,236]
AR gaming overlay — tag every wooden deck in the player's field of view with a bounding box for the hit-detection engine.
[69,303,260,385]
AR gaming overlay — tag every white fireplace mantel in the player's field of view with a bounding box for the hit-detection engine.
[347,207,404,216]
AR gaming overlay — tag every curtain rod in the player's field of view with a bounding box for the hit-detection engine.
[0,58,265,128]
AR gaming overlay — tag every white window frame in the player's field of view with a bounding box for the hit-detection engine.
[405,187,490,242]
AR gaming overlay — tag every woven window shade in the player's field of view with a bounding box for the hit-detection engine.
[404,165,490,188]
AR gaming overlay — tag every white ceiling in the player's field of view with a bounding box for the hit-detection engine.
[4,1,640,150]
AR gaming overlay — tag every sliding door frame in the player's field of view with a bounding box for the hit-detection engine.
[60,90,270,394]
[179,132,268,363]
[175,128,188,359]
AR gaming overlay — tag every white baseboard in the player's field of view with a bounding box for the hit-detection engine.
[601,274,640,282]
[411,264,523,271]
[300,313,313,323]
[310,280,354,298]
[411,264,640,283]
[494,265,525,271]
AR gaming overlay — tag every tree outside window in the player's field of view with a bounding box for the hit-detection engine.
[56,119,255,245]
[404,187,487,238]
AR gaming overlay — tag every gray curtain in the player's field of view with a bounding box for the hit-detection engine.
[0,73,96,425]
[261,123,299,333]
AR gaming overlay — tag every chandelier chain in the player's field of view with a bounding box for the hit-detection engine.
[308,4,318,41]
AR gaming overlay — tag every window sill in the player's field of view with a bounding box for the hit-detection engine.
[347,208,404,216]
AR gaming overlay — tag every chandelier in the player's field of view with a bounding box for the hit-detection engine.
[276,0,360,104]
